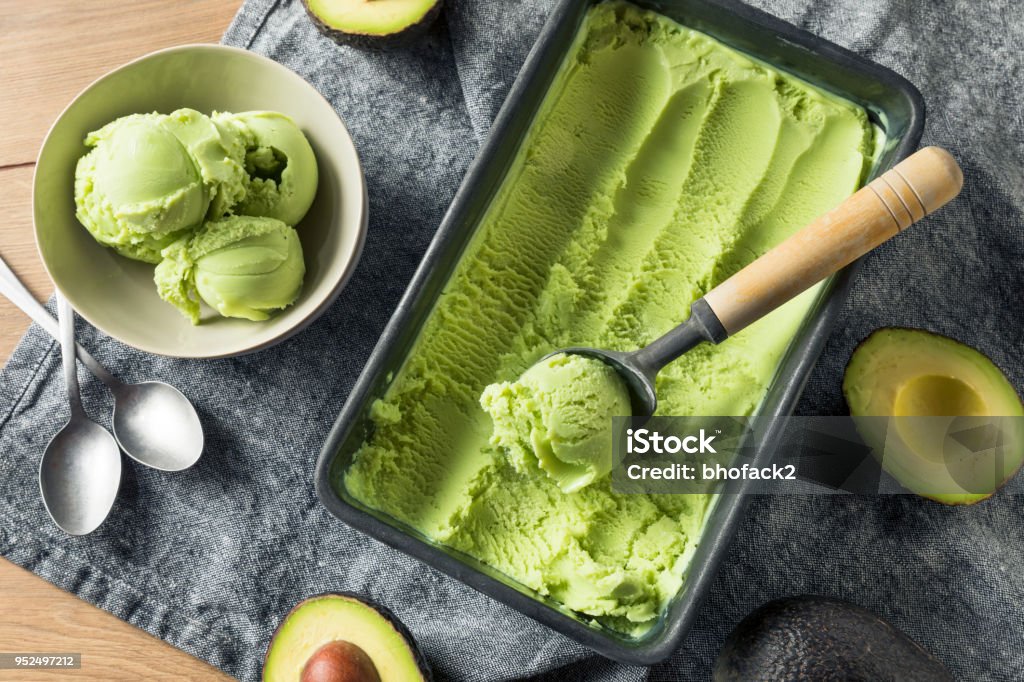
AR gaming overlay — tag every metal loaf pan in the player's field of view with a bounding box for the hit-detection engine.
[315,0,924,665]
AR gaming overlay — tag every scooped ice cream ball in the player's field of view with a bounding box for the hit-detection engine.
[155,215,305,324]
[481,353,631,492]
[75,114,210,263]
[216,111,319,226]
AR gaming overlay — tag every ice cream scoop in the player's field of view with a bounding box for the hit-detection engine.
[75,114,210,263]
[551,147,964,420]
[481,353,631,492]
[155,215,305,323]
[218,111,319,226]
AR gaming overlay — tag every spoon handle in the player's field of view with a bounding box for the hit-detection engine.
[0,255,118,387]
[56,294,85,417]
[702,147,963,336]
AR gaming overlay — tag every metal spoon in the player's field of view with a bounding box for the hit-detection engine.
[39,295,121,535]
[0,257,203,470]
[553,147,964,418]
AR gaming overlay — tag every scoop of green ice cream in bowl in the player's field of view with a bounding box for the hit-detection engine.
[74,113,210,264]
[156,216,306,325]
[33,45,366,357]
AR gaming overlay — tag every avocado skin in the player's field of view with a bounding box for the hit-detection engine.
[263,592,433,681]
[301,0,443,49]
[713,596,952,682]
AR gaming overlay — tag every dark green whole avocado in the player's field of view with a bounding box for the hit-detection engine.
[713,596,953,682]
[263,592,431,682]
[302,0,443,48]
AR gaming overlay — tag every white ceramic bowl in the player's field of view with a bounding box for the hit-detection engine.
[34,44,367,358]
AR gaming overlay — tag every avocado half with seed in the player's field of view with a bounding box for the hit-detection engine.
[843,328,1024,505]
[263,593,431,682]
[713,596,953,681]
[302,0,443,48]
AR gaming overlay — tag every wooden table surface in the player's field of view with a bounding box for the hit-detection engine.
[1,2,242,679]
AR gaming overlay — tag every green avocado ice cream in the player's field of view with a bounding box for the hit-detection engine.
[155,215,305,324]
[481,353,631,493]
[216,111,319,226]
[75,114,210,263]
[75,107,317,322]
[161,108,250,218]
[344,0,879,635]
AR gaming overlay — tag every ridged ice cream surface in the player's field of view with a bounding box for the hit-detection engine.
[344,0,878,636]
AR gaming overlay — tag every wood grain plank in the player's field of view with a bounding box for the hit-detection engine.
[0,0,242,167]
[0,561,232,681]
[0,165,49,362]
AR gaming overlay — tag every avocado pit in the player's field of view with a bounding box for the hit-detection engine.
[301,641,380,682]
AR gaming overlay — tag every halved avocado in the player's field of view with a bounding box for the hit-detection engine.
[302,0,443,48]
[844,328,1024,505]
[263,593,431,682]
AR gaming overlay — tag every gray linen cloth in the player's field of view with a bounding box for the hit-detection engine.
[1,0,1021,680]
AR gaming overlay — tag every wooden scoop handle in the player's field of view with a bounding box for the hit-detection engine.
[703,146,964,336]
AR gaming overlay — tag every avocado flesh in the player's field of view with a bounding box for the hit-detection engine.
[844,328,1024,505]
[303,0,441,44]
[263,594,429,682]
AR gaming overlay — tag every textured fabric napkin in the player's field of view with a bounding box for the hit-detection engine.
[1,1,1022,680]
